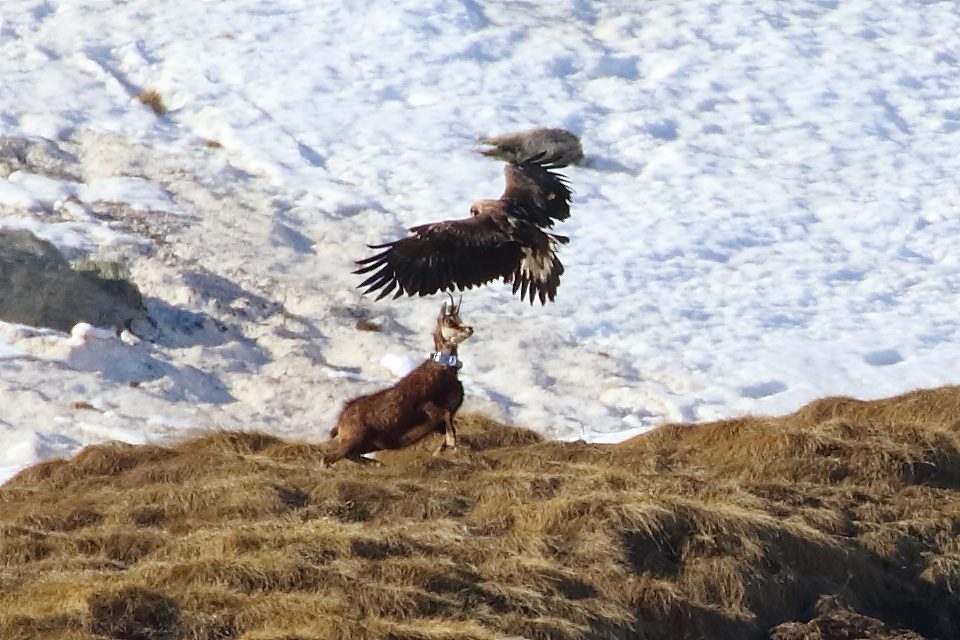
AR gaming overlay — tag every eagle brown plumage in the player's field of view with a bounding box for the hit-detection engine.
[355,157,573,305]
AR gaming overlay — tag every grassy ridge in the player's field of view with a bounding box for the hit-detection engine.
[3,390,960,639]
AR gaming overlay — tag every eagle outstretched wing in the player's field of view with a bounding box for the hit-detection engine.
[355,215,567,305]
[501,159,572,228]
[356,215,520,300]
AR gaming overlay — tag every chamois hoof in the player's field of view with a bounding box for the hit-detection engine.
[347,454,382,466]
[433,443,460,457]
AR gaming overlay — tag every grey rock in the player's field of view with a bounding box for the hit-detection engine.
[0,229,149,332]
[0,136,81,181]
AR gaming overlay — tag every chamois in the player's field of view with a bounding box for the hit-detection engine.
[324,299,474,465]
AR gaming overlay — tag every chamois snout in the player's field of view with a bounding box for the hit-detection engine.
[434,297,473,350]
[439,320,473,344]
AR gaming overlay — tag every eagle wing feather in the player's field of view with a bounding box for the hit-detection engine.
[501,159,572,228]
[355,215,522,300]
[506,229,569,305]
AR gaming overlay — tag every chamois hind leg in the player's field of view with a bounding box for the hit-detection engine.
[340,434,385,465]
[321,450,341,467]
[323,420,382,467]
[323,443,383,467]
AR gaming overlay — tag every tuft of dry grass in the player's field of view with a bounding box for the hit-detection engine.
[3,390,960,639]
[355,318,383,332]
[138,89,167,116]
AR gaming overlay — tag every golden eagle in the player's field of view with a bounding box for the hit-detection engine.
[355,157,573,305]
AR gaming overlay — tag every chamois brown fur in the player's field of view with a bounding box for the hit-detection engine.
[326,301,474,465]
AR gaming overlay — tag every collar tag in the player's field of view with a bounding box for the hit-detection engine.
[431,352,461,369]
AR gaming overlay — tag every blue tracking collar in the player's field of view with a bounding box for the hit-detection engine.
[431,352,462,369]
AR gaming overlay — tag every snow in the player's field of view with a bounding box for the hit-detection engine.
[77,177,176,213]
[381,354,422,379]
[7,170,78,205]
[0,341,24,360]
[2,0,960,482]
[0,179,39,210]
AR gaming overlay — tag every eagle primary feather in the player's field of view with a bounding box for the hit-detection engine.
[500,159,571,228]
[355,158,573,305]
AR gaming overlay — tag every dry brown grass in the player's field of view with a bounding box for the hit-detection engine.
[4,387,960,639]
[138,89,167,116]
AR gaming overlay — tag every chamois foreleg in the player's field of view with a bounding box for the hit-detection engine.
[441,412,457,452]
[418,402,457,455]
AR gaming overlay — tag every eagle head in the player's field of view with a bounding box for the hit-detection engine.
[470,199,501,217]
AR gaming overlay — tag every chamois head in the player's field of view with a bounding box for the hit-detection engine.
[434,295,473,353]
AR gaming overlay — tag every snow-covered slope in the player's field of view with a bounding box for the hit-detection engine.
[2,0,960,481]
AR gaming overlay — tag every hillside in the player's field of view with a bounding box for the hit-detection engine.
[3,386,960,639]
